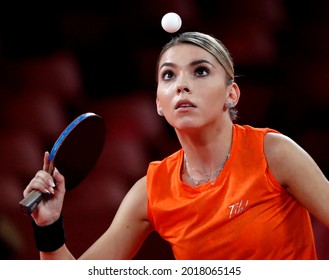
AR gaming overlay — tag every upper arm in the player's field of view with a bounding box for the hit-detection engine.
[264,132,329,228]
[79,176,153,260]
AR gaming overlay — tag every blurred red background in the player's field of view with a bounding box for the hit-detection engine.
[0,0,328,259]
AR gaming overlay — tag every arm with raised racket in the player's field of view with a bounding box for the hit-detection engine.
[23,157,152,260]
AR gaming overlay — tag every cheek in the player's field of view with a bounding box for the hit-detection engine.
[213,82,228,98]
[157,96,170,112]
[156,84,173,106]
[202,87,228,111]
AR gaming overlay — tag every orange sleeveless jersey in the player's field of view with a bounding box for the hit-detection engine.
[146,124,317,259]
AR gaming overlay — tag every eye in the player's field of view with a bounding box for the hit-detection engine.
[161,70,175,81]
[195,66,210,77]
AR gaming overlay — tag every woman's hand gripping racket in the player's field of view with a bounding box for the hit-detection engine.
[19,112,106,215]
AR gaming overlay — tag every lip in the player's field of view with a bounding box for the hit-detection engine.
[175,99,196,110]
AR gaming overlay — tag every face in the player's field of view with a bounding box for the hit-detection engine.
[156,43,239,131]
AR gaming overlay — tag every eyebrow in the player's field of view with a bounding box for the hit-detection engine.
[191,59,215,67]
[159,59,215,70]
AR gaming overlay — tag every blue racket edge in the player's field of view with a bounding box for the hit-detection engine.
[19,112,105,215]
[48,112,96,162]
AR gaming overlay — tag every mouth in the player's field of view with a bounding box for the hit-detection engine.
[175,100,196,110]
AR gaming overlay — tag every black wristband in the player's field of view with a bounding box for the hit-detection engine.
[32,215,66,252]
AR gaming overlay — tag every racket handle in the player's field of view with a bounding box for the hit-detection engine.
[19,190,43,215]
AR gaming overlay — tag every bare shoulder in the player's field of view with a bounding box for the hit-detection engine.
[264,132,329,228]
[129,175,147,194]
[263,132,297,186]
[121,176,148,219]
[264,132,298,160]
[264,132,327,190]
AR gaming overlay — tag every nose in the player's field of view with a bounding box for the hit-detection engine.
[176,75,190,94]
[177,85,190,94]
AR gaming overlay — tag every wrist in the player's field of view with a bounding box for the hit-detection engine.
[32,215,66,252]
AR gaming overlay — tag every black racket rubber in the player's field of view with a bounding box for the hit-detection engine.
[18,112,106,215]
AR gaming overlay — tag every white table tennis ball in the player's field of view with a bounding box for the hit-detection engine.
[161,12,182,33]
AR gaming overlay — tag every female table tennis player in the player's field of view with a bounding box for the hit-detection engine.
[23,31,329,259]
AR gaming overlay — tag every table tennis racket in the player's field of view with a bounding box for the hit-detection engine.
[19,112,106,215]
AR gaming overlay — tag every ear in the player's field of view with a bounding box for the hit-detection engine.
[226,82,240,106]
[156,97,164,116]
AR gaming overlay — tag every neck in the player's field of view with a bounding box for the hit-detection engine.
[177,122,234,176]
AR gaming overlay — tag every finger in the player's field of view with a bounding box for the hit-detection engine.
[43,151,51,173]
[24,176,53,197]
[35,170,55,185]
[53,168,66,193]
[35,170,56,194]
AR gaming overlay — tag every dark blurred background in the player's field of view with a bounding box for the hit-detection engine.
[0,0,328,260]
